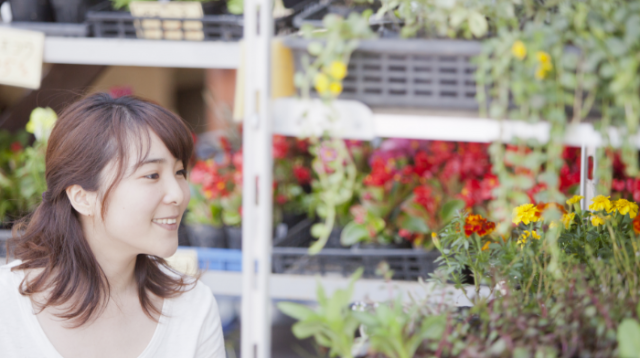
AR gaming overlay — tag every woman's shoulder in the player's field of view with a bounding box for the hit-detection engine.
[0,259,23,286]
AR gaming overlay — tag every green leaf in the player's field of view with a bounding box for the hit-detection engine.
[292,321,321,339]
[307,42,323,56]
[617,319,640,358]
[311,223,329,238]
[341,221,370,246]
[401,216,430,234]
[277,302,315,321]
[227,0,243,15]
[439,199,466,224]
[467,12,488,38]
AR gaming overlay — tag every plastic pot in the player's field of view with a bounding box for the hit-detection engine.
[9,0,54,22]
[49,0,97,23]
[186,224,227,248]
[225,226,242,250]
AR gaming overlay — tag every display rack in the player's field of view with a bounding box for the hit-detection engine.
[44,37,240,68]
[23,25,626,358]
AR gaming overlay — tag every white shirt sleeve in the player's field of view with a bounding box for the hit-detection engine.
[194,287,226,358]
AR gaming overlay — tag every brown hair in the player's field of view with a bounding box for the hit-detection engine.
[8,93,196,327]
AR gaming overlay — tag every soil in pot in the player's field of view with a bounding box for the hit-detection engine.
[225,226,242,250]
[9,0,54,22]
[186,224,227,248]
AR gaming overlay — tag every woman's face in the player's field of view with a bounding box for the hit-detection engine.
[93,130,190,259]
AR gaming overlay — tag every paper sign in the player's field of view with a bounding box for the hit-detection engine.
[0,27,44,89]
[165,248,199,276]
[129,1,204,41]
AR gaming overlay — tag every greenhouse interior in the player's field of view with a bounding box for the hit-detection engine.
[1,0,640,357]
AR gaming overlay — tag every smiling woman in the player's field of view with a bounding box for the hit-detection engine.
[0,94,225,358]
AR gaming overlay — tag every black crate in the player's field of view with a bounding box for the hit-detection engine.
[284,36,482,109]
[87,0,316,41]
[272,219,440,280]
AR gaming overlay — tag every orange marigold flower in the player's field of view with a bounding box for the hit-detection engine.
[481,241,491,251]
[464,214,495,237]
[633,215,640,235]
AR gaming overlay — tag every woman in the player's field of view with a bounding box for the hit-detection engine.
[0,94,226,358]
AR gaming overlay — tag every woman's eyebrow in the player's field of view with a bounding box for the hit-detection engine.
[139,158,166,166]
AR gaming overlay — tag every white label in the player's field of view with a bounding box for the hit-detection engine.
[129,2,204,18]
[0,27,44,89]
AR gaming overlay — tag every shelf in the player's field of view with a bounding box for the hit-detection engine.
[272,98,638,147]
[200,270,488,305]
[43,37,240,69]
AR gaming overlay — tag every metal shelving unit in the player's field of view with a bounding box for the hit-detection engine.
[44,37,240,68]
[22,26,628,358]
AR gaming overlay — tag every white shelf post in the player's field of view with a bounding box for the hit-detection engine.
[241,0,273,355]
[580,145,597,210]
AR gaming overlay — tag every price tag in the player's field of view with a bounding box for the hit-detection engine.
[0,27,44,89]
[129,1,204,41]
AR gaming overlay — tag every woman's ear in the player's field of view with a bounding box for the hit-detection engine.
[66,184,98,217]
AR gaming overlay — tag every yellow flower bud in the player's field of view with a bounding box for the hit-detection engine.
[314,73,330,94]
[329,82,343,95]
[511,40,527,60]
[327,61,347,80]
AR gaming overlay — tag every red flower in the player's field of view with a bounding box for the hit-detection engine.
[464,214,495,237]
[459,179,481,208]
[364,158,394,187]
[9,141,22,153]
[295,139,309,153]
[232,151,243,169]
[634,215,640,234]
[293,165,311,185]
[414,186,436,214]
[413,151,431,177]
[273,135,289,159]
[276,194,288,205]
[399,229,413,239]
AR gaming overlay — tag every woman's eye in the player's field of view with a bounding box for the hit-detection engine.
[177,169,187,178]
[145,173,160,180]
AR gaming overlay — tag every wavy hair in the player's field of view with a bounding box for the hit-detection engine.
[8,93,196,327]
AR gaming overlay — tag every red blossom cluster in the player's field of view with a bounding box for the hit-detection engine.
[464,214,496,237]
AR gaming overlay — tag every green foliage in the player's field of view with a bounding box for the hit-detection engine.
[277,268,364,358]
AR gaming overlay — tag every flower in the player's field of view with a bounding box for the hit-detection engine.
[517,230,540,248]
[481,241,491,251]
[314,73,330,94]
[612,199,638,218]
[273,135,289,159]
[633,215,640,234]
[9,141,22,153]
[534,51,553,80]
[591,215,605,227]
[512,40,527,60]
[329,82,343,95]
[566,195,584,206]
[26,107,57,142]
[588,195,612,212]
[561,212,575,229]
[512,203,541,225]
[327,61,347,80]
[293,165,311,185]
[464,214,495,237]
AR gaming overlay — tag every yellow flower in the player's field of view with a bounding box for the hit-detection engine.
[481,241,491,251]
[517,230,540,248]
[329,82,343,95]
[536,51,551,65]
[561,212,576,229]
[512,203,540,225]
[550,221,559,229]
[327,61,347,80]
[613,199,639,219]
[512,40,527,60]
[535,67,549,80]
[589,195,612,212]
[591,215,605,227]
[314,73,330,94]
[26,107,57,142]
[566,195,584,206]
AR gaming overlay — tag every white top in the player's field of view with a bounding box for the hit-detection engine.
[0,260,226,358]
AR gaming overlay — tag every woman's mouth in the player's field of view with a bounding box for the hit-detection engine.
[152,217,178,231]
